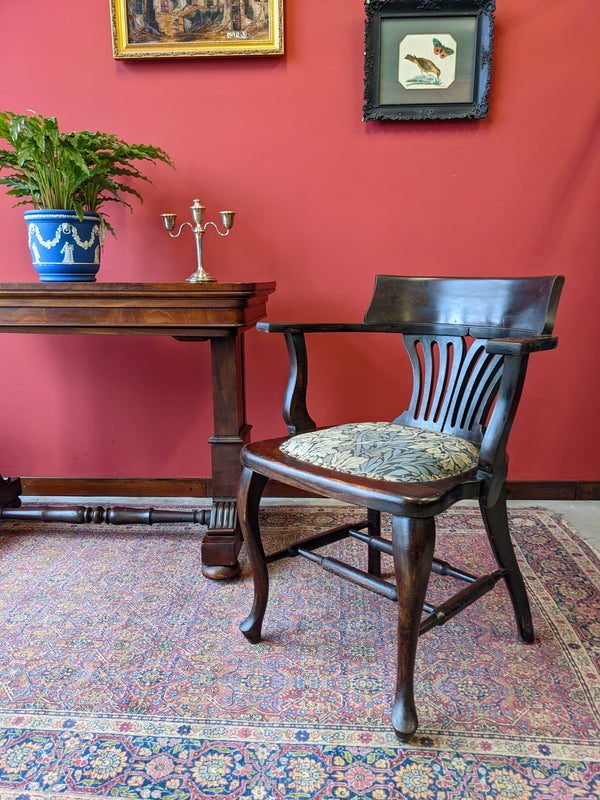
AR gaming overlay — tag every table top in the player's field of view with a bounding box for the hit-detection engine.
[0,281,275,296]
[0,281,276,337]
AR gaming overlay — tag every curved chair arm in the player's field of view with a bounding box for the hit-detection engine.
[256,321,471,335]
[258,323,559,440]
[478,335,559,500]
[282,330,317,435]
[257,322,378,334]
[257,322,412,435]
[486,335,558,356]
[478,346,553,505]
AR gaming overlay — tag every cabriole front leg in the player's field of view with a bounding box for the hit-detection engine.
[391,515,435,741]
[238,467,269,643]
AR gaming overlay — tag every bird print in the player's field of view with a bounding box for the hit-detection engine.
[404,54,441,79]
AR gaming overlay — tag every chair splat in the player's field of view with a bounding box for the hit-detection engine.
[396,334,504,444]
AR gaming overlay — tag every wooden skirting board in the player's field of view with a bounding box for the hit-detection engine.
[17,477,600,501]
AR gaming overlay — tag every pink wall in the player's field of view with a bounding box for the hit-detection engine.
[0,0,598,483]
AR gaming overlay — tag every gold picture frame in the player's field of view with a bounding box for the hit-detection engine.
[110,0,284,59]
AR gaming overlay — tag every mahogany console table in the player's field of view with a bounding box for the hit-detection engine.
[0,281,275,579]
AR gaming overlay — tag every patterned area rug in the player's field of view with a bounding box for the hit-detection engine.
[0,504,598,799]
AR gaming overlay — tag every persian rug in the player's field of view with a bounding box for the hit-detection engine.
[0,504,598,800]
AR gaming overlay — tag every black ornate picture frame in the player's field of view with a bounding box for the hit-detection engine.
[363,0,495,121]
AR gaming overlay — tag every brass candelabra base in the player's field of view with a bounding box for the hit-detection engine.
[186,267,216,283]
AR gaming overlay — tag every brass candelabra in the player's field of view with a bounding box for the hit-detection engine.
[161,198,235,283]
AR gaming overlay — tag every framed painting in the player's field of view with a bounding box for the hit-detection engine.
[110,0,284,58]
[363,0,495,121]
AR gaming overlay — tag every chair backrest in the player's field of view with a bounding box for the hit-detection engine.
[365,275,563,336]
[364,275,564,446]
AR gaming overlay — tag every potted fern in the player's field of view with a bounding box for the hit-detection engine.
[0,111,175,281]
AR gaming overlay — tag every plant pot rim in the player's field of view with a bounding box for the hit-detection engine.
[23,209,100,217]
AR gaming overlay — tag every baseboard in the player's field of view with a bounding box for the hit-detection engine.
[16,477,600,501]
[506,481,599,501]
[19,477,212,498]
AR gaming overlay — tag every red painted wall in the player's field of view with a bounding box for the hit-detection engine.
[0,0,598,483]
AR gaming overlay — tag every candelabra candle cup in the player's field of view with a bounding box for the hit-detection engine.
[160,213,176,232]
[160,198,235,283]
[220,211,235,230]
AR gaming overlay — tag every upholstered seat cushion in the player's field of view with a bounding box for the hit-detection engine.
[280,422,480,484]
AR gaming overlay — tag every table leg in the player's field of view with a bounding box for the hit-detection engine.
[0,476,22,510]
[203,333,251,580]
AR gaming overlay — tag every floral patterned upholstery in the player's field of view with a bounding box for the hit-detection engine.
[280,422,480,484]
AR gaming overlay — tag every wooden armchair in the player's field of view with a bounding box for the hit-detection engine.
[237,274,564,740]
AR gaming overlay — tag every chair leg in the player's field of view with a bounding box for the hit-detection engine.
[238,467,269,644]
[367,508,382,577]
[479,487,535,644]
[391,515,435,741]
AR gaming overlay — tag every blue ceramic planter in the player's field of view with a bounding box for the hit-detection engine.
[24,210,102,282]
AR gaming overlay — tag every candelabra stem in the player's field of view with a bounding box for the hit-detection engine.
[187,227,216,283]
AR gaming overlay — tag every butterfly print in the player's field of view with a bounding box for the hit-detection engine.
[433,38,455,58]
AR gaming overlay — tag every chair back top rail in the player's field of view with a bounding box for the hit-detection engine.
[365,275,564,337]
